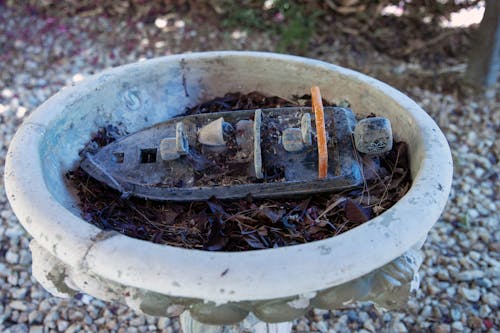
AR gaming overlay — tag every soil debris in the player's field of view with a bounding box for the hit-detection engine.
[67,92,411,251]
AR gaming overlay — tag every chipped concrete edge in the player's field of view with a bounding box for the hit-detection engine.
[30,237,424,323]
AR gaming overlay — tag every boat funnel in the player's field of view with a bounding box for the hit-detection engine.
[198,118,227,146]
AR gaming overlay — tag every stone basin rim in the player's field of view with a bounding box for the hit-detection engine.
[4,51,453,303]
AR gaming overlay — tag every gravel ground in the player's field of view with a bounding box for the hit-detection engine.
[1,5,499,333]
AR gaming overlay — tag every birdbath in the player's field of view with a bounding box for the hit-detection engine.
[4,52,453,332]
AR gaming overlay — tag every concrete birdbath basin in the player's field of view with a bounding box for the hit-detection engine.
[4,51,452,332]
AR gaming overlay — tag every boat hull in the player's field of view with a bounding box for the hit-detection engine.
[81,107,363,201]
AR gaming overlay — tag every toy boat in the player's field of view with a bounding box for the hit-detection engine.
[81,89,393,201]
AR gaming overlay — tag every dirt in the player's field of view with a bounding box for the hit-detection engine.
[67,92,411,251]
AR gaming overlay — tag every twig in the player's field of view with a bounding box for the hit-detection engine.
[316,197,346,222]
[379,145,402,205]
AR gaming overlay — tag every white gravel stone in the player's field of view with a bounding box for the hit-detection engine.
[427,283,440,295]
[145,315,157,325]
[4,226,24,239]
[458,287,481,302]
[6,324,28,333]
[10,288,27,299]
[17,250,31,266]
[28,311,43,324]
[436,269,450,281]
[0,262,8,276]
[420,305,432,317]
[434,324,451,333]
[455,270,485,281]
[451,321,464,331]
[479,304,491,317]
[482,293,499,307]
[28,326,43,333]
[158,317,171,329]
[363,321,376,332]
[91,299,106,308]
[38,300,52,313]
[130,316,146,326]
[391,322,408,333]
[94,317,106,325]
[315,321,328,333]
[9,301,28,312]
[469,316,483,329]
[57,320,69,331]
[450,307,461,321]
[43,310,59,324]
[5,250,19,264]
[64,323,81,333]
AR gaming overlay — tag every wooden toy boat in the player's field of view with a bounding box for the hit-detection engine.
[81,88,392,201]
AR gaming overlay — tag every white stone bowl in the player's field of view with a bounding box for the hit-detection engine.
[5,52,452,322]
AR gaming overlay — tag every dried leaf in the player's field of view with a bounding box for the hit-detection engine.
[362,155,389,181]
[257,226,268,236]
[316,197,346,221]
[344,198,371,223]
[151,231,164,244]
[186,150,213,171]
[256,207,284,224]
[230,214,258,226]
[207,198,228,218]
[388,171,408,190]
[243,234,267,249]
[159,210,178,224]
[204,217,227,251]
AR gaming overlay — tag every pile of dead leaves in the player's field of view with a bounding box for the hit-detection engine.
[67,92,411,251]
